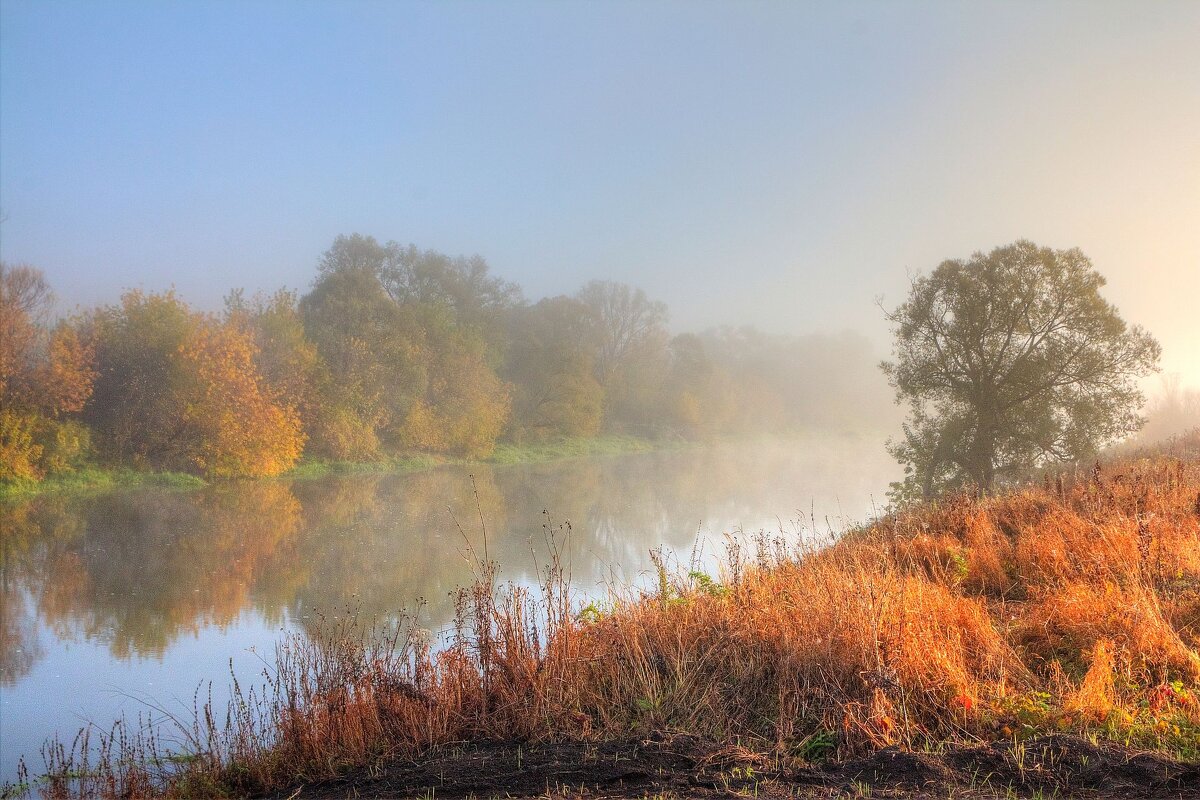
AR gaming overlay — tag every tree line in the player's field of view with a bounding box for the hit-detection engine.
[1,234,894,483]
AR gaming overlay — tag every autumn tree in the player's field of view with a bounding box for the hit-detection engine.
[301,246,423,458]
[176,320,305,478]
[881,241,1161,499]
[226,289,329,453]
[401,306,512,457]
[83,291,193,467]
[0,264,95,482]
[0,265,52,401]
[84,291,303,478]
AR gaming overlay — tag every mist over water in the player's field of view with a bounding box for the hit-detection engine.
[0,436,898,782]
[0,2,1197,792]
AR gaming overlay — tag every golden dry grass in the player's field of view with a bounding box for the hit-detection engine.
[22,434,1200,798]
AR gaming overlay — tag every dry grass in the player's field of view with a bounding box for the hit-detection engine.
[12,433,1200,798]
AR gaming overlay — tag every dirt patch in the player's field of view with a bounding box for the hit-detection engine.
[835,736,1198,798]
[261,734,1199,799]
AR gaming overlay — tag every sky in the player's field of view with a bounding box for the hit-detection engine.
[2,0,1198,384]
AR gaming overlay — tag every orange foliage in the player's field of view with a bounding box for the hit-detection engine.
[1064,639,1117,720]
[0,265,96,482]
[37,325,97,416]
[178,321,305,478]
[84,290,303,478]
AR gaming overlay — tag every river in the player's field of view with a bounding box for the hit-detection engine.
[0,436,898,783]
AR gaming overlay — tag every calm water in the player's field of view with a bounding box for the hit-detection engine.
[0,437,897,782]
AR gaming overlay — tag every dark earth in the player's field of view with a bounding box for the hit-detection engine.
[262,733,1200,799]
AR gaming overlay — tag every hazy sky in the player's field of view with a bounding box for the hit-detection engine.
[2,1,1198,382]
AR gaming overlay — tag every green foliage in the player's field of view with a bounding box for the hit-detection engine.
[301,252,421,455]
[376,241,521,367]
[503,296,605,441]
[35,419,91,476]
[399,306,511,458]
[487,434,659,465]
[83,290,202,467]
[301,235,513,459]
[688,570,728,597]
[578,602,605,624]
[226,288,327,444]
[793,730,837,762]
[882,241,1161,499]
[0,466,204,502]
[307,404,381,462]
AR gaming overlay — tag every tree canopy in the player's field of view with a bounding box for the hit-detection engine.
[2,234,902,487]
[0,264,95,481]
[83,291,304,478]
[882,240,1161,499]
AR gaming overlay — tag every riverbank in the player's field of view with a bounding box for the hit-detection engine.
[281,433,672,482]
[0,434,675,502]
[11,437,1199,799]
[0,467,206,503]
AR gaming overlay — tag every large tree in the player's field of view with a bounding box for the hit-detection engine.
[301,234,512,458]
[882,241,1160,499]
[503,296,605,441]
[575,280,669,431]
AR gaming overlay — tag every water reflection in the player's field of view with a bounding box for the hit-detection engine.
[0,437,897,780]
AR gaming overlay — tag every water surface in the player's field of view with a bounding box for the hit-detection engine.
[0,437,897,782]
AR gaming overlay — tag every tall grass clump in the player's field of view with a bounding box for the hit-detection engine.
[13,435,1200,798]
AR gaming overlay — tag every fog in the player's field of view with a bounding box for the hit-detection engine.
[3,4,1200,785]
[1,1,1197,390]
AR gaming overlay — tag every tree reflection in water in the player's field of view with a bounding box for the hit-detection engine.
[0,437,897,682]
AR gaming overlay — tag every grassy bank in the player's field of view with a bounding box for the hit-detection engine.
[0,467,205,503]
[0,434,671,502]
[12,438,1200,798]
[487,433,670,464]
[280,434,672,480]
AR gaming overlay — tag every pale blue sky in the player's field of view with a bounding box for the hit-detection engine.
[2,1,1198,379]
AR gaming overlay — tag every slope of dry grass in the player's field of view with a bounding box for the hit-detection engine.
[15,433,1200,798]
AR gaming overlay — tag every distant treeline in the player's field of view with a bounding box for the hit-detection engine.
[0,234,896,482]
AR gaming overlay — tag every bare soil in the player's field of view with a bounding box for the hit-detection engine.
[261,733,1199,799]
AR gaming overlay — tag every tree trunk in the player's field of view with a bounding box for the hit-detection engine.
[970,413,997,496]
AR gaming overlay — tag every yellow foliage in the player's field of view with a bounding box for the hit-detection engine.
[308,404,380,462]
[85,291,303,478]
[400,332,511,458]
[178,321,305,478]
[0,266,96,484]
[0,409,43,482]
